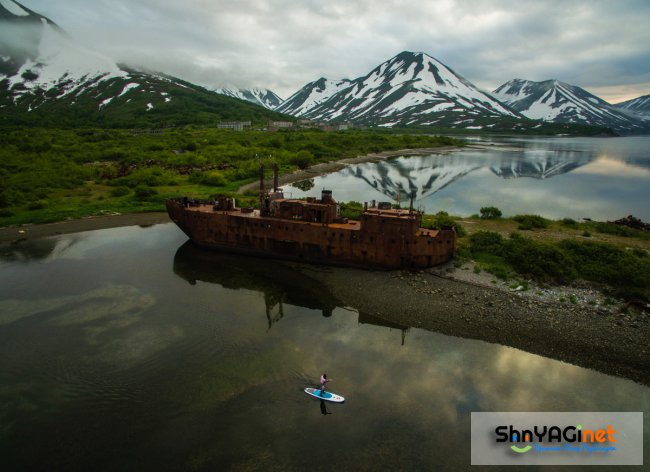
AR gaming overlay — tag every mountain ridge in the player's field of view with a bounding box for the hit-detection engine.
[277,51,522,129]
[492,78,647,133]
[613,94,650,120]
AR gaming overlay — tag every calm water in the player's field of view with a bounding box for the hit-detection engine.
[288,136,650,220]
[0,224,648,470]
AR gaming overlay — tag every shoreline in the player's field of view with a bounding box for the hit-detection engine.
[0,212,170,244]
[1,212,648,386]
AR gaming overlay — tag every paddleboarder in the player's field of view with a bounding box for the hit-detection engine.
[319,373,330,395]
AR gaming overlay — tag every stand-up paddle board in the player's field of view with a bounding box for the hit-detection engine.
[304,387,345,403]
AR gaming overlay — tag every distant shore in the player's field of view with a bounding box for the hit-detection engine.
[1,209,648,386]
[0,212,170,244]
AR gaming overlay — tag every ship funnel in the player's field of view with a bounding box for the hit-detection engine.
[259,164,265,193]
[321,190,333,203]
[259,163,266,212]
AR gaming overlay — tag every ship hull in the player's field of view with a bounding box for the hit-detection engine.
[166,199,456,270]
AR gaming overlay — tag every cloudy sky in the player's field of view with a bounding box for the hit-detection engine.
[22,0,650,102]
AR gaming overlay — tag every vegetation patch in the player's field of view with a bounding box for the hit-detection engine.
[512,214,550,230]
[463,230,650,301]
[479,206,502,219]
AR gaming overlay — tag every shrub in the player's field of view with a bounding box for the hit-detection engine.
[112,167,174,188]
[512,214,549,230]
[593,222,649,239]
[468,231,504,254]
[289,150,315,169]
[506,233,576,283]
[423,211,467,237]
[27,200,48,210]
[339,201,363,220]
[133,186,158,200]
[189,171,227,187]
[561,217,578,227]
[480,206,502,219]
[110,186,130,197]
[559,240,650,292]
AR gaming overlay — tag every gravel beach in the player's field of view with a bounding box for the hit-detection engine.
[298,262,650,386]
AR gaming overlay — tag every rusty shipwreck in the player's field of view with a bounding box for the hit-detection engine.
[166,164,456,269]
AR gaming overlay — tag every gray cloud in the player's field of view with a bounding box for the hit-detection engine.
[21,0,650,102]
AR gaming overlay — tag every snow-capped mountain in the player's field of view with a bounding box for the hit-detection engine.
[492,79,647,133]
[215,87,283,109]
[0,0,129,100]
[277,51,520,128]
[613,94,650,120]
[0,0,287,126]
[276,77,353,115]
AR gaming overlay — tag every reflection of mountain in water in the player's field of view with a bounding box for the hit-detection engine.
[173,242,409,341]
[340,155,482,202]
[0,236,81,262]
[489,149,592,179]
[335,149,594,202]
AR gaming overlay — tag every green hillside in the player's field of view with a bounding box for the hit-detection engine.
[0,71,292,128]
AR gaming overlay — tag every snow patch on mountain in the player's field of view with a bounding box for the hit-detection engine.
[215,87,283,109]
[99,96,113,108]
[118,82,140,97]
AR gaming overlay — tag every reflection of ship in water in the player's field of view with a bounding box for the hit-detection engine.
[174,242,339,328]
[358,312,409,346]
[173,241,409,343]
[314,149,594,202]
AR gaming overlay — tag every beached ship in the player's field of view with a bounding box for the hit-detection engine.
[166,165,456,269]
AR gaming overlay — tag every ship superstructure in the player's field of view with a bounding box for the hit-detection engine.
[166,165,456,269]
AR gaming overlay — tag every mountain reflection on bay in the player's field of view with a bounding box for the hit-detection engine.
[288,136,650,220]
[0,236,81,262]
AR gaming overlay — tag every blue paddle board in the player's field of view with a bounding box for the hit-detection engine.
[304,387,345,403]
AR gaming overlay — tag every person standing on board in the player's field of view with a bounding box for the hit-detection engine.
[320,373,330,395]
